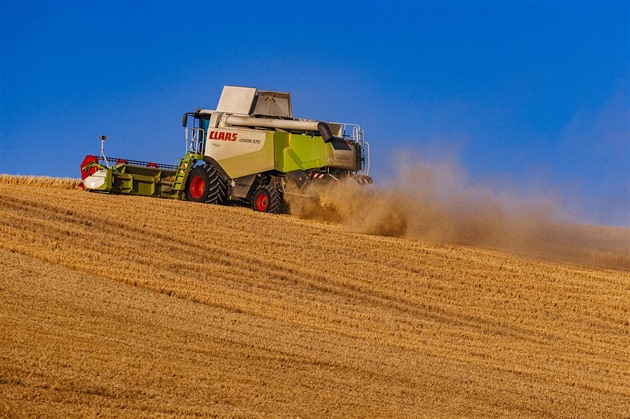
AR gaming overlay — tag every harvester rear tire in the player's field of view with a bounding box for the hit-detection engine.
[186,164,227,205]
[251,185,283,214]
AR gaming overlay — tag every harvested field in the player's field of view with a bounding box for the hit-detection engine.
[1,177,629,417]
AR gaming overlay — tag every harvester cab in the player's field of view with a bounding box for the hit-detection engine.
[81,85,372,213]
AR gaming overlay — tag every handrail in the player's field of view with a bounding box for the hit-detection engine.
[363,141,371,176]
[185,127,205,154]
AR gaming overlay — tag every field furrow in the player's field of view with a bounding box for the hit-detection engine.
[1,180,629,417]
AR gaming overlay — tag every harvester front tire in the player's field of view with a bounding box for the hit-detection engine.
[252,185,283,214]
[186,164,227,205]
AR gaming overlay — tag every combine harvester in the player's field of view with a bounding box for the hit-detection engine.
[81,86,372,213]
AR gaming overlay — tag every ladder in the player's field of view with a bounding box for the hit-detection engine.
[166,152,202,198]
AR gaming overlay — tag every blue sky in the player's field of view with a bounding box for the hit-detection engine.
[1,0,628,226]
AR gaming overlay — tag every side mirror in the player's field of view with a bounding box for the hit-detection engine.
[182,114,188,127]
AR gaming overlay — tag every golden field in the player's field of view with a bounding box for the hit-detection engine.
[1,176,629,417]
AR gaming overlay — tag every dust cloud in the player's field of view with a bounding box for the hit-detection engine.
[287,158,629,271]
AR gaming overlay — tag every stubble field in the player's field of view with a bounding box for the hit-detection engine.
[1,176,629,417]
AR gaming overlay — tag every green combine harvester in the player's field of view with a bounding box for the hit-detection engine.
[80,86,372,213]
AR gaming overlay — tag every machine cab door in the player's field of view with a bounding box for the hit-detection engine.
[183,111,211,155]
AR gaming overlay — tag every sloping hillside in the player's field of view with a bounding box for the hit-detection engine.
[1,179,629,417]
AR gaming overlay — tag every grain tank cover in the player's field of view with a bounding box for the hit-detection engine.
[216,86,257,114]
[215,86,292,118]
[253,90,292,118]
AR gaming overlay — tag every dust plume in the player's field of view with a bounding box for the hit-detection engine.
[287,158,629,271]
